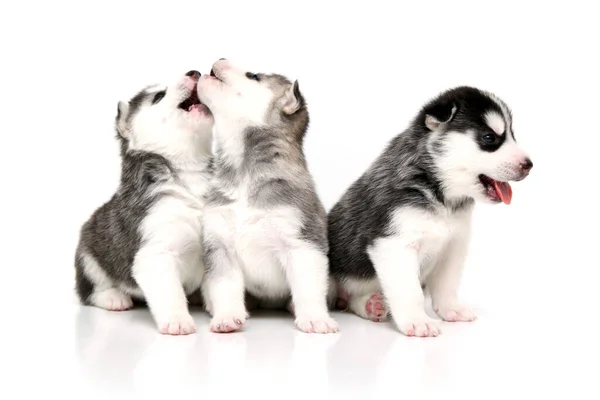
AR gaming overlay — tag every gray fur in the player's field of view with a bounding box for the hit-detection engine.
[74,85,210,304]
[75,123,174,303]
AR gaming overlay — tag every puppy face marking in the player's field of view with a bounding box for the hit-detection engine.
[484,111,506,136]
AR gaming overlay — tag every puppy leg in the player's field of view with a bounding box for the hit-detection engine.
[76,250,133,312]
[341,278,388,322]
[427,230,477,322]
[368,237,440,337]
[348,293,388,322]
[282,243,339,334]
[203,245,248,333]
[133,248,195,335]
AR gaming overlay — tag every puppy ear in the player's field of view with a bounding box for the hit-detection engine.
[425,100,457,131]
[282,80,303,115]
[115,101,130,138]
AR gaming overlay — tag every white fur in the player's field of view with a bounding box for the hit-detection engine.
[129,74,213,335]
[126,76,213,169]
[433,129,530,202]
[199,62,273,127]
[342,278,386,321]
[128,139,212,335]
[91,288,134,312]
[82,252,134,311]
[366,206,474,337]
[484,111,506,135]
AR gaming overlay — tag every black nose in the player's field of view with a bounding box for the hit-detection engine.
[186,70,200,78]
[218,58,226,61]
[521,158,533,172]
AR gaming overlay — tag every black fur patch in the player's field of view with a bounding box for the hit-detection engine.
[420,86,510,152]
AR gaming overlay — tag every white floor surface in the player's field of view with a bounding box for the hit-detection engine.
[7,279,598,400]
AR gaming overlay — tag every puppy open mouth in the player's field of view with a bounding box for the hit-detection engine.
[479,174,512,205]
[178,84,202,112]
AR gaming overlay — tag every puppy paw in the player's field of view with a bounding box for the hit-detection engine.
[365,293,387,322]
[158,313,196,335]
[210,315,246,333]
[434,303,477,322]
[295,315,339,334]
[395,314,441,337]
[92,288,133,311]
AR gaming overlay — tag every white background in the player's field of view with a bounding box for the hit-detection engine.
[2,1,599,398]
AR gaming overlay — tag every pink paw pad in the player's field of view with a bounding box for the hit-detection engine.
[365,294,387,322]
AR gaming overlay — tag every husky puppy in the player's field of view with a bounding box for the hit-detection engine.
[74,70,214,335]
[328,86,533,337]
[196,58,339,334]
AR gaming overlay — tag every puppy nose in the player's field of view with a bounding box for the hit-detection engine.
[521,158,533,172]
[186,70,200,78]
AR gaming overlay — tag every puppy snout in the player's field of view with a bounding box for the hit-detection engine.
[513,158,533,180]
[186,70,201,79]
[520,158,533,172]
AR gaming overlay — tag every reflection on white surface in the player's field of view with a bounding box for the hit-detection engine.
[70,296,598,399]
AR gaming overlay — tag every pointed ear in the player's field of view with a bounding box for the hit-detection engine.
[115,101,130,138]
[425,101,457,131]
[282,80,302,115]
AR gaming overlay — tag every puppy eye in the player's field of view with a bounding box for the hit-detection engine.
[152,90,166,104]
[482,134,496,144]
[245,72,260,81]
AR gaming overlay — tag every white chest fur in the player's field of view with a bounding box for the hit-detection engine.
[136,171,210,293]
[387,205,473,281]
[205,185,304,299]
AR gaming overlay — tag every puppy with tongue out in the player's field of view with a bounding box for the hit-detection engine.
[327,86,533,338]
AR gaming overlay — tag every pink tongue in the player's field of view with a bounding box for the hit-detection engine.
[493,180,513,205]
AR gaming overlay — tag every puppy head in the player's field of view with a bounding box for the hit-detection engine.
[423,86,533,205]
[197,59,307,139]
[116,70,214,163]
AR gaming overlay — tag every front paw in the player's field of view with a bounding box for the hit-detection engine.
[394,313,441,337]
[157,313,196,335]
[295,315,339,334]
[210,315,247,333]
[434,303,477,322]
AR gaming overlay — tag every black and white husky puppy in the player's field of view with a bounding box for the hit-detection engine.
[328,86,533,337]
[74,71,214,335]
[196,59,339,334]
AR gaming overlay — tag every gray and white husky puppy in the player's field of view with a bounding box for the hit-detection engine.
[74,70,214,335]
[328,86,533,337]
[196,58,339,334]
